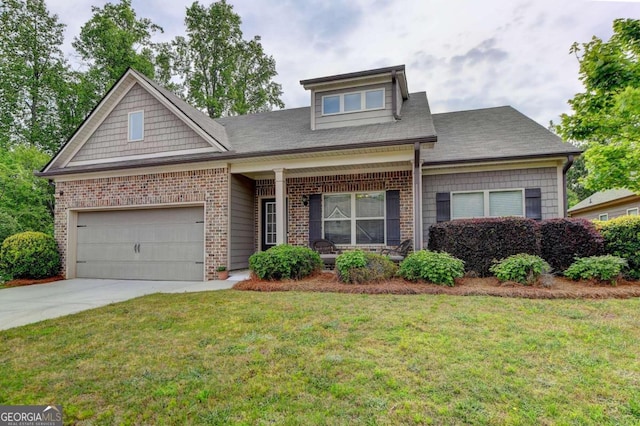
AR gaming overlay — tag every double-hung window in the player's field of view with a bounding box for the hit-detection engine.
[323,192,385,245]
[321,89,385,115]
[128,110,144,141]
[451,189,524,219]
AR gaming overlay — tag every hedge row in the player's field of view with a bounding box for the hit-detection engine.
[428,218,604,276]
[597,216,640,279]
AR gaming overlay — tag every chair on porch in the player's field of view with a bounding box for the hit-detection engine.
[380,239,413,263]
[310,239,342,268]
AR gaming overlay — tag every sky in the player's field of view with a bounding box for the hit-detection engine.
[46,0,640,127]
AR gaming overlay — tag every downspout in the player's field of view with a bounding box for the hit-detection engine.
[562,155,575,217]
[391,70,401,120]
[413,142,422,250]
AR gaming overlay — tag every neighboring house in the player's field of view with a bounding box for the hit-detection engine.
[38,65,581,281]
[568,188,640,221]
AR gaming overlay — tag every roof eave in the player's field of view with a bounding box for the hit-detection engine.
[422,151,583,167]
[36,135,437,178]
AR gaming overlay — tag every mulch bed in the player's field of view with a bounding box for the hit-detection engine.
[233,272,640,299]
[2,275,65,288]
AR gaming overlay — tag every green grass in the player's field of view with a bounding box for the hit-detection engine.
[1,291,640,425]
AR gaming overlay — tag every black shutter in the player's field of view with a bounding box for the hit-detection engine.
[436,192,451,222]
[309,194,322,244]
[386,190,401,246]
[525,188,542,220]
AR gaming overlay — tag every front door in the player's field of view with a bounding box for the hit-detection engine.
[261,199,277,251]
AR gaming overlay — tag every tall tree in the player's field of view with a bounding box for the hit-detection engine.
[72,0,163,105]
[558,18,640,193]
[0,145,54,237]
[0,0,70,154]
[174,0,283,118]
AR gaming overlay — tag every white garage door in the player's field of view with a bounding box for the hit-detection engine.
[76,207,204,281]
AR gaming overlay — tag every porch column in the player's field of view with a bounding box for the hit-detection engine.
[274,168,287,245]
[413,142,423,250]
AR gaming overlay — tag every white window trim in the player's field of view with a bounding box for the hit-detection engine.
[321,88,385,116]
[599,213,609,221]
[627,207,639,216]
[322,192,386,246]
[128,110,144,142]
[451,188,525,219]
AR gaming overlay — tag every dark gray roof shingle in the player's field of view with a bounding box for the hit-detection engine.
[214,91,436,153]
[568,188,638,212]
[423,106,581,164]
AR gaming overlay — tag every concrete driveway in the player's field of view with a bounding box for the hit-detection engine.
[0,278,237,331]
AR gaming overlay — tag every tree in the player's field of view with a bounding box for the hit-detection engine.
[0,0,71,154]
[558,18,640,193]
[72,0,163,105]
[0,145,54,236]
[174,1,283,118]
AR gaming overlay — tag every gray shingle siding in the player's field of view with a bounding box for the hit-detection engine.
[73,84,213,162]
[422,167,559,242]
[314,82,394,129]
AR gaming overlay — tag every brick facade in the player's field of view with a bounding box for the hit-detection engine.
[254,170,413,251]
[54,168,228,280]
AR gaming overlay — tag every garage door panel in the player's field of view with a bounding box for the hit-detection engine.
[76,207,205,281]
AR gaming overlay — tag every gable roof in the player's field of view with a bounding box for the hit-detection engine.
[41,68,229,174]
[423,106,581,165]
[568,188,638,213]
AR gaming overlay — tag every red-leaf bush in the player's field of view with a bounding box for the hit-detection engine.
[428,218,540,277]
[539,218,604,273]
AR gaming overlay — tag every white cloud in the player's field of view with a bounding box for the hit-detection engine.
[46,0,640,126]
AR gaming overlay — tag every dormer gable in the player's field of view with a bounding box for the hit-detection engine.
[300,65,409,130]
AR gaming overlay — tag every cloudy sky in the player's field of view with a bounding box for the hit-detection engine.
[47,0,640,126]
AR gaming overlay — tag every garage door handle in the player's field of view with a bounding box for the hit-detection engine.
[134,243,140,253]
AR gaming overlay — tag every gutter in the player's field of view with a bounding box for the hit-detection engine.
[36,136,437,178]
[562,155,575,217]
[391,70,401,120]
[422,151,583,167]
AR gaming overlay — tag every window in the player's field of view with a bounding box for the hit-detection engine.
[321,88,385,115]
[128,110,144,141]
[323,192,385,245]
[452,189,524,219]
[627,208,639,216]
[599,213,609,221]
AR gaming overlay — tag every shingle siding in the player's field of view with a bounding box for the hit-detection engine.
[569,199,640,220]
[314,82,395,130]
[422,167,559,242]
[72,83,213,162]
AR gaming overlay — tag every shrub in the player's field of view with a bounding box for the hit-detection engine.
[249,244,322,280]
[0,211,20,245]
[0,231,60,279]
[428,218,540,277]
[597,215,640,279]
[539,218,603,272]
[490,253,551,285]
[398,250,464,286]
[564,255,628,283]
[336,250,397,284]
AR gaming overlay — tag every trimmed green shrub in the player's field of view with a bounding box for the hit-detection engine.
[564,255,628,283]
[428,218,540,277]
[597,216,640,279]
[249,244,322,280]
[336,250,397,284]
[0,211,20,244]
[539,218,603,272]
[490,253,551,285]
[0,231,60,279]
[398,250,464,286]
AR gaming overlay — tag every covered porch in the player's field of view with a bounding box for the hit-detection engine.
[227,144,426,270]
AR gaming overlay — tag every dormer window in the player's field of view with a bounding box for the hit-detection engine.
[128,110,144,141]
[321,89,385,116]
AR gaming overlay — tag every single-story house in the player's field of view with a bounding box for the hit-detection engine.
[38,65,581,281]
[568,188,640,220]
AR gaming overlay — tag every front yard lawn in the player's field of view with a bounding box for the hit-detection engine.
[1,290,639,424]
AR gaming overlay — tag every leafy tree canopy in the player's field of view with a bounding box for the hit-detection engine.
[174,0,284,118]
[558,18,640,193]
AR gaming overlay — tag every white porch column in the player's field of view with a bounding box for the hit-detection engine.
[274,168,286,245]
